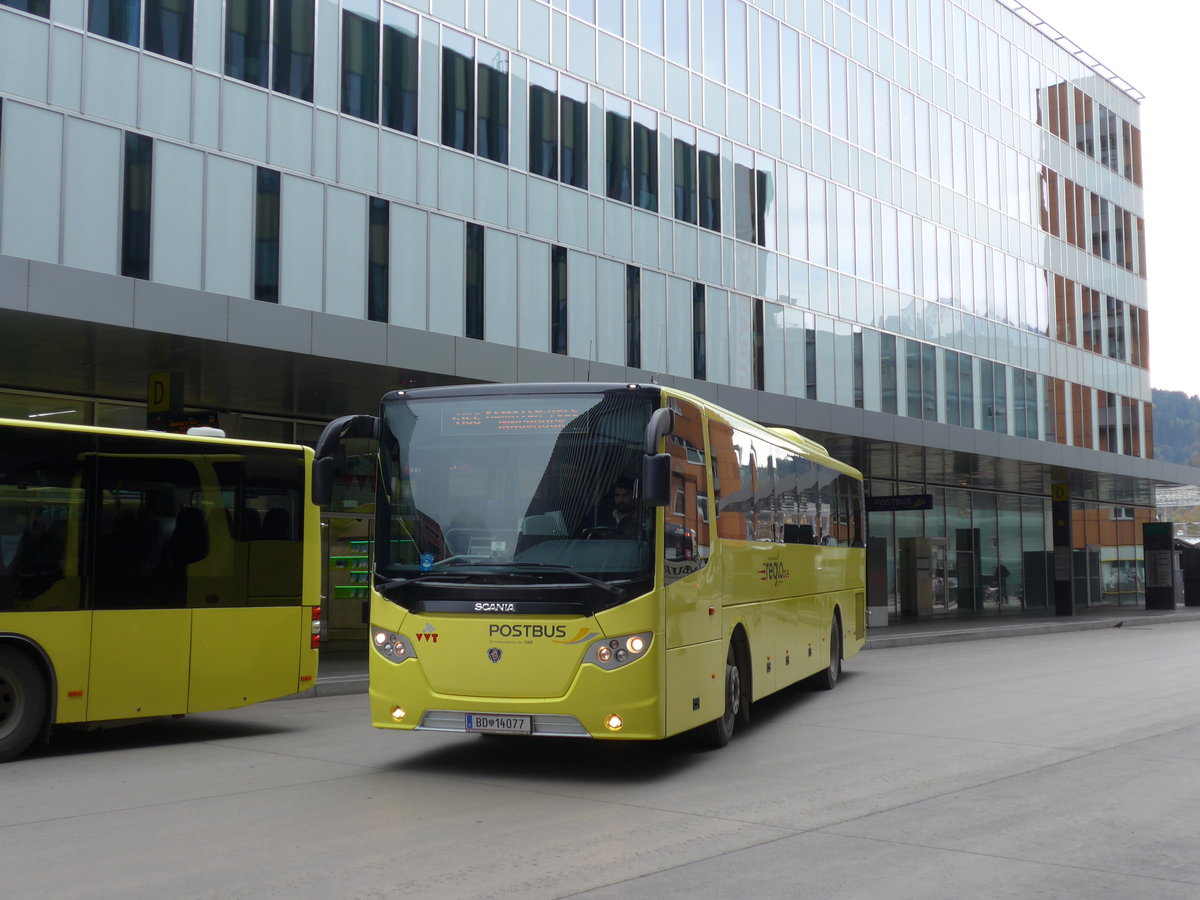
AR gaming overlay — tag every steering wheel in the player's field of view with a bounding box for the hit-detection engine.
[583,526,621,540]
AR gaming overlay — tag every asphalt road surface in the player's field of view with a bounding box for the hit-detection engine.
[5,619,1200,899]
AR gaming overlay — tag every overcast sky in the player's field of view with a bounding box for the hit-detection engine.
[1019,0,1198,397]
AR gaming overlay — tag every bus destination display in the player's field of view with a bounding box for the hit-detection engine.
[442,406,583,435]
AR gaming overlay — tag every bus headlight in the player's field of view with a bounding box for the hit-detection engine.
[588,633,652,670]
[371,627,417,663]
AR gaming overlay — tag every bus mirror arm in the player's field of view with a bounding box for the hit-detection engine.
[312,414,379,506]
[641,453,672,507]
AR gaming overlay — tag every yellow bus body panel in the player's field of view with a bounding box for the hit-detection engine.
[188,607,309,711]
[87,610,191,721]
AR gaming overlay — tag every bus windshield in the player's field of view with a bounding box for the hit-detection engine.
[375,390,655,607]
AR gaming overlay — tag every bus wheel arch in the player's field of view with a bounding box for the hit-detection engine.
[0,641,52,763]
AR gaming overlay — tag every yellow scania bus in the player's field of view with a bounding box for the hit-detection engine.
[315,383,865,747]
[0,418,321,762]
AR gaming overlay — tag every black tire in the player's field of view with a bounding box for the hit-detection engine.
[0,646,48,763]
[813,618,842,692]
[699,643,744,749]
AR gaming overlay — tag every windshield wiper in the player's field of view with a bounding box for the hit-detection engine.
[504,562,627,598]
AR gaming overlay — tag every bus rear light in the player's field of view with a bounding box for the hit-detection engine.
[311,606,321,649]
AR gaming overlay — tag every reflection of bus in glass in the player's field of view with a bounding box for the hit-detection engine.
[314,383,865,747]
[0,419,321,762]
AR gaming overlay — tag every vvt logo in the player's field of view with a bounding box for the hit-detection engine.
[415,623,439,643]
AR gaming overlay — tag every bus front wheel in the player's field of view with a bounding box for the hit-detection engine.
[0,647,48,763]
[700,643,745,749]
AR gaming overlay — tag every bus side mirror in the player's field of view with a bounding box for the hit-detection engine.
[642,453,672,507]
[312,414,379,507]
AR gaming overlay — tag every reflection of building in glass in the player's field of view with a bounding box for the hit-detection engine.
[0,0,1195,623]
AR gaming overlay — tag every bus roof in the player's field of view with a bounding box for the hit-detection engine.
[0,416,311,455]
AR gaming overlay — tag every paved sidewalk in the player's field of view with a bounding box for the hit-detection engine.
[299,605,1200,698]
[864,605,1200,649]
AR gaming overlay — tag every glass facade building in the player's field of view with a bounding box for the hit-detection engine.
[0,0,1194,620]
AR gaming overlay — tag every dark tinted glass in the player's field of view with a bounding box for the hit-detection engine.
[2,0,51,17]
[121,133,153,280]
[226,0,269,86]
[368,198,389,323]
[0,425,89,613]
[477,60,508,163]
[254,167,281,303]
[382,18,418,132]
[274,0,315,101]
[465,223,484,339]
[88,0,139,45]
[145,0,193,63]
[441,47,474,151]
[342,10,379,121]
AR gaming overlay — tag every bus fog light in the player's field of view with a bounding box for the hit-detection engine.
[391,706,406,721]
[605,714,623,731]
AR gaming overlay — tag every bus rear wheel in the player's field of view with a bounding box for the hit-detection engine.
[0,647,48,763]
[813,619,842,691]
[700,644,744,749]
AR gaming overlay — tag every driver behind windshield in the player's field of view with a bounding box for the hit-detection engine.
[580,477,641,540]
